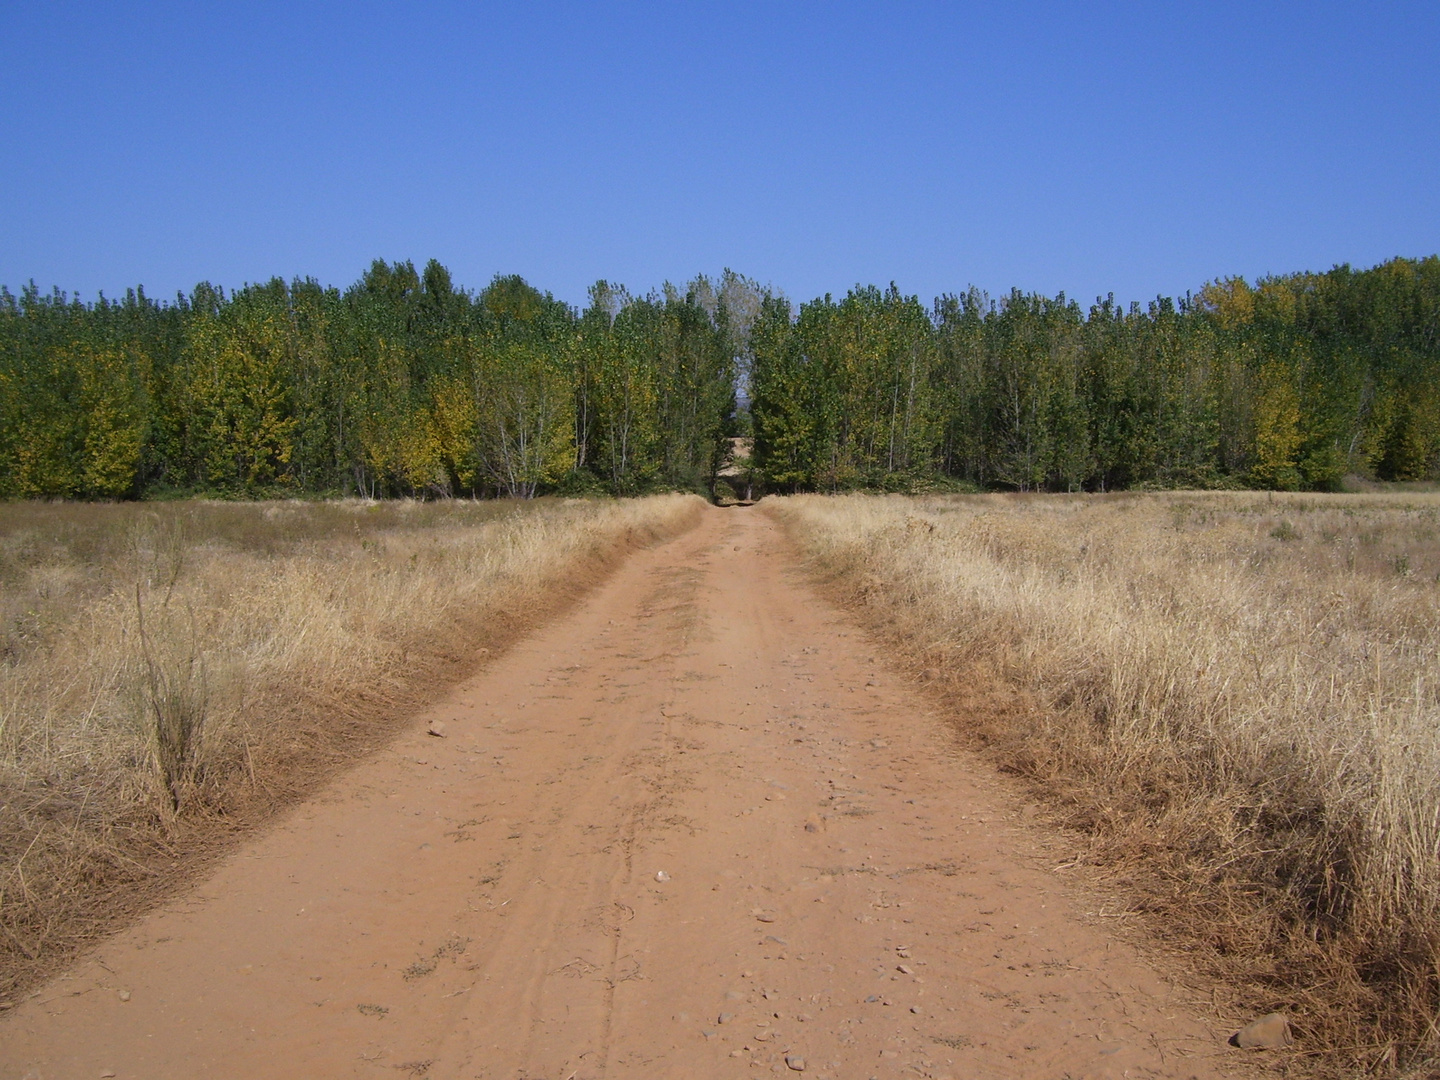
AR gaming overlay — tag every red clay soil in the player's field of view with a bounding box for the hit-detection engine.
[0,508,1245,1079]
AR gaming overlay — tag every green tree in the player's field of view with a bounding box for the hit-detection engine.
[182,283,297,492]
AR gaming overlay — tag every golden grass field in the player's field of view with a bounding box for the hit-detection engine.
[0,494,704,1000]
[769,490,1440,1076]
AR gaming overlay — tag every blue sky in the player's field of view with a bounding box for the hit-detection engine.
[2,2,1436,310]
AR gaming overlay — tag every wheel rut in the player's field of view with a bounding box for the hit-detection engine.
[0,507,1239,1079]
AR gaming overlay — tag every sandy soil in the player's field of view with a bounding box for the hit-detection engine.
[1,507,1242,1080]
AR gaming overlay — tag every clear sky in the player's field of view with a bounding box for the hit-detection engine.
[2,1,1436,310]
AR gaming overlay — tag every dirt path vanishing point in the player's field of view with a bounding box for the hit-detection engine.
[2,508,1243,1080]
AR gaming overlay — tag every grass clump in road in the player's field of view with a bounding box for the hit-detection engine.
[0,493,703,999]
[770,490,1440,1075]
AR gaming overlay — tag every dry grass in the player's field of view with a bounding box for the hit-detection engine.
[768,490,1440,1076]
[0,494,703,1000]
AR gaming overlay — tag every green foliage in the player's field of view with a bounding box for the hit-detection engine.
[182,283,298,491]
[751,285,936,491]
[2,256,1436,500]
[749,257,1440,493]
[579,279,738,495]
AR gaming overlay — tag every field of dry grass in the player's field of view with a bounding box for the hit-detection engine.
[769,490,1440,1076]
[0,494,703,1000]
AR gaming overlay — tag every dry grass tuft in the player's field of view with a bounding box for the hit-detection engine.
[0,494,703,999]
[768,490,1440,1077]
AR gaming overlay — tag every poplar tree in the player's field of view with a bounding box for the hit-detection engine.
[3,255,1436,500]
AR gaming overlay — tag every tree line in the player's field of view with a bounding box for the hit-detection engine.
[2,256,1436,500]
[751,257,1440,493]
[0,262,750,500]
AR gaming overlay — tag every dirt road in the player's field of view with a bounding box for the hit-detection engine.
[2,508,1236,1080]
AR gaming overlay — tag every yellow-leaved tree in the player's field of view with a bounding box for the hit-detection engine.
[77,344,148,497]
[1251,361,1302,489]
[184,301,295,491]
[470,340,575,498]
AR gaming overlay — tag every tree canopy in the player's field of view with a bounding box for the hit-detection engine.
[2,256,1436,499]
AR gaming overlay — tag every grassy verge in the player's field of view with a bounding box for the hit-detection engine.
[0,494,704,1000]
[767,491,1440,1077]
